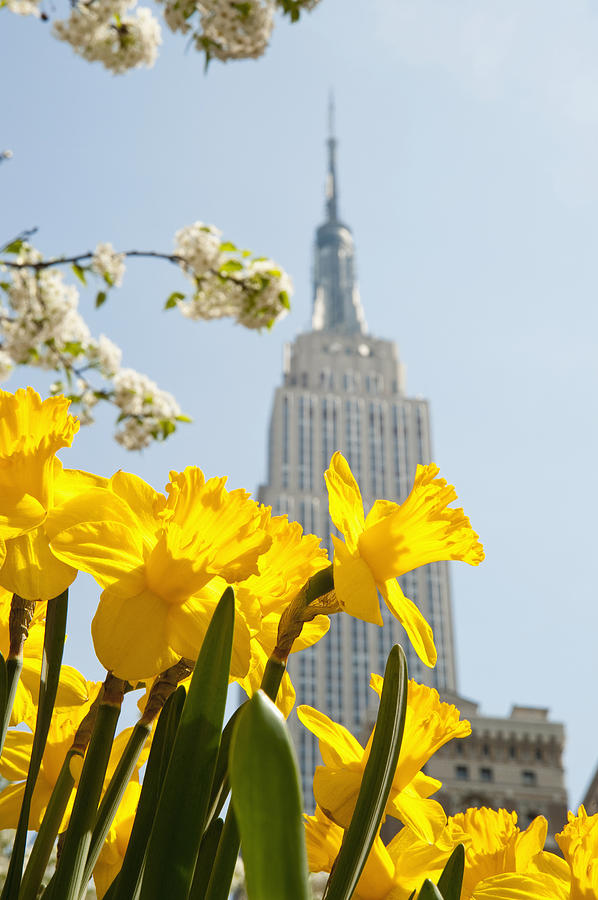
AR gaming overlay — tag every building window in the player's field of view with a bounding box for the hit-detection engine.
[509,745,517,759]
[455,765,469,780]
[480,767,493,782]
[522,770,537,786]
[482,743,490,757]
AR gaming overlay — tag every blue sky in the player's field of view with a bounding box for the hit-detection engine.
[2,0,598,808]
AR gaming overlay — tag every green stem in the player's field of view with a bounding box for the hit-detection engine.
[18,749,81,900]
[78,720,151,897]
[202,806,240,900]
[260,657,286,702]
[1,590,69,900]
[51,676,125,900]
[0,656,23,752]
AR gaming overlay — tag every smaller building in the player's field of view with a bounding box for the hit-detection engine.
[425,693,568,851]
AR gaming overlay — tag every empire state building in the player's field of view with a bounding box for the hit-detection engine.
[257,111,458,804]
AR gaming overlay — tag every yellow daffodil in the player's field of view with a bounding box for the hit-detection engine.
[0,389,101,600]
[93,780,142,899]
[48,467,270,681]
[324,452,484,667]
[234,511,331,717]
[384,808,563,900]
[297,676,470,844]
[556,805,598,899]
[305,806,399,900]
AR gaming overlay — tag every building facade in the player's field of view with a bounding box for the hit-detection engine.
[425,695,568,851]
[258,117,458,805]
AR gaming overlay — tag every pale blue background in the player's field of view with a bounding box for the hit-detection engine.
[2,0,597,809]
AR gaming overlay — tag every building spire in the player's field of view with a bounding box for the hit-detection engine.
[326,92,338,222]
[311,99,367,336]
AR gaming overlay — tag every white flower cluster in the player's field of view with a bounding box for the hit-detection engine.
[53,0,162,74]
[198,0,274,60]
[174,223,222,278]
[91,242,126,287]
[2,254,92,369]
[157,0,274,60]
[0,245,183,449]
[4,0,42,16]
[174,224,292,330]
[113,368,181,449]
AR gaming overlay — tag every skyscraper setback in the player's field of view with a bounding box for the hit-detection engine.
[258,111,459,805]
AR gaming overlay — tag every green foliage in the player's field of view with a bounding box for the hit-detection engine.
[436,843,465,900]
[71,264,87,285]
[95,291,107,308]
[164,291,185,309]
[229,691,310,900]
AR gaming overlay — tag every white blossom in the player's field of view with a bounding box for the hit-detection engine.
[0,350,14,382]
[237,259,292,330]
[87,334,122,377]
[5,0,42,16]
[177,274,243,321]
[197,0,274,60]
[2,265,91,368]
[174,222,222,278]
[113,368,181,449]
[91,242,126,287]
[53,1,162,74]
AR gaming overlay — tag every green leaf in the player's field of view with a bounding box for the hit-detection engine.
[71,264,87,285]
[160,420,176,439]
[418,881,445,900]
[95,290,107,308]
[279,290,291,309]
[164,291,185,309]
[175,414,192,423]
[229,691,310,900]
[0,281,11,290]
[219,241,237,252]
[3,239,23,254]
[103,272,114,287]
[324,644,408,900]
[139,587,235,900]
[111,687,186,900]
[188,817,224,900]
[219,259,244,274]
[436,843,465,900]
[61,340,84,357]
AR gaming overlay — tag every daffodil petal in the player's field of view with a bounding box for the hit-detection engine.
[332,536,382,626]
[0,528,77,600]
[92,588,178,682]
[110,471,166,547]
[324,452,364,552]
[0,783,27,830]
[0,490,46,541]
[0,730,33,781]
[473,873,569,900]
[169,592,251,678]
[389,790,447,845]
[296,705,364,765]
[380,579,437,667]
[50,521,146,596]
[312,762,365,829]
